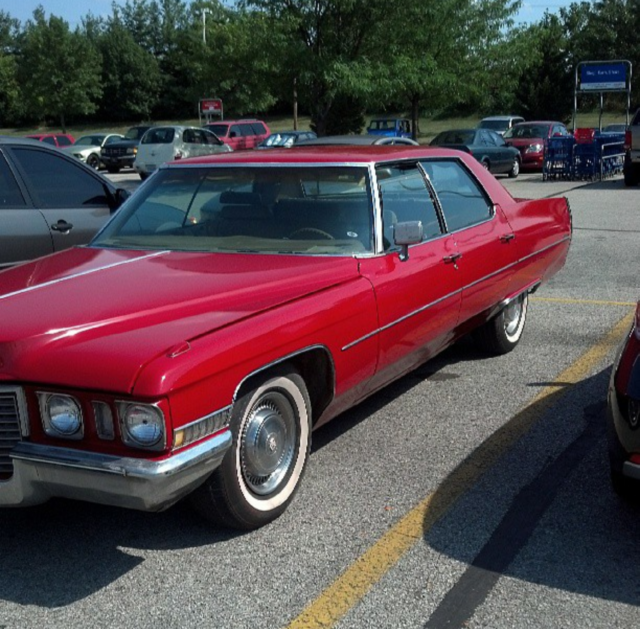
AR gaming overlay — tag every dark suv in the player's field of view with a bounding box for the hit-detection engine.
[100,125,152,173]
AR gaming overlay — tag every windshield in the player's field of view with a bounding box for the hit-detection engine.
[262,134,297,147]
[75,135,105,146]
[126,127,149,140]
[205,124,228,137]
[93,166,374,256]
[479,120,509,131]
[504,124,550,139]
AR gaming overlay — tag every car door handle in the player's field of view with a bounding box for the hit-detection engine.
[500,233,515,243]
[443,253,462,264]
[51,220,74,233]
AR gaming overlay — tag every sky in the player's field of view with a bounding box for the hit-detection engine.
[2,1,575,28]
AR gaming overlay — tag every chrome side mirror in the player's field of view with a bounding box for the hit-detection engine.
[393,221,423,261]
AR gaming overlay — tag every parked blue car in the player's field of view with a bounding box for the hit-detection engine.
[367,118,412,139]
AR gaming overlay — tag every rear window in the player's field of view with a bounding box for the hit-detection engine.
[142,128,176,144]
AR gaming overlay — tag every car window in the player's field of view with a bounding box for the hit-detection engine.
[421,160,492,232]
[377,163,442,250]
[10,147,110,208]
[203,130,223,146]
[94,166,373,256]
[105,135,121,145]
[0,153,26,206]
[250,122,266,135]
[41,137,57,146]
[142,128,175,144]
[239,124,255,137]
[57,136,73,147]
[205,124,228,137]
[229,125,243,138]
[183,129,196,144]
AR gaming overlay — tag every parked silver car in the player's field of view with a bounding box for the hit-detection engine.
[63,133,124,170]
[134,126,232,180]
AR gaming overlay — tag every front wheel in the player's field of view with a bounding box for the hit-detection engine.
[86,154,100,170]
[474,292,528,355]
[190,367,311,530]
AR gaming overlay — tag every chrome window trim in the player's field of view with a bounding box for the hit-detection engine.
[232,344,336,404]
[0,251,168,303]
[342,235,571,352]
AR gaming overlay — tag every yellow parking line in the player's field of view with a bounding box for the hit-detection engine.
[285,310,634,629]
[531,296,636,307]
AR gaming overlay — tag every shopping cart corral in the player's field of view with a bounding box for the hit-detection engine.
[542,129,625,181]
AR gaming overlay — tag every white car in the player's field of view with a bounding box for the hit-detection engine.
[134,126,232,180]
[478,115,525,136]
[63,133,124,169]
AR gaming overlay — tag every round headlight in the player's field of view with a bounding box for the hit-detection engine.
[121,404,164,447]
[48,395,82,436]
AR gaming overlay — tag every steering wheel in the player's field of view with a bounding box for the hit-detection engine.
[289,227,334,240]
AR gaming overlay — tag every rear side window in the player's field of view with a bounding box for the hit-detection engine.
[0,153,26,206]
[57,136,73,147]
[41,137,57,146]
[239,124,254,137]
[11,147,109,208]
[142,128,175,144]
[250,122,267,135]
[421,160,492,232]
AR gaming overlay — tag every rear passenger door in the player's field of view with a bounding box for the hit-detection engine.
[7,145,114,253]
[0,151,53,268]
[358,162,462,389]
[421,159,518,322]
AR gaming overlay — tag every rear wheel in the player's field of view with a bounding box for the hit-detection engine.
[508,156,520,178]
[190,367,311,530]
[474,293,528,355]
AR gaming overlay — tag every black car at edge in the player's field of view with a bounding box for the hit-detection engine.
[100,125,152,173]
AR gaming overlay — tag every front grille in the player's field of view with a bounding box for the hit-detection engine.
[104,147,127,157]
[0,388,25,478]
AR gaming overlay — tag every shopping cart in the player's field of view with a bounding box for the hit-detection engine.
[542,136,574,180]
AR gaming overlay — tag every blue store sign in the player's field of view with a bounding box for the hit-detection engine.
[580,63,627,91]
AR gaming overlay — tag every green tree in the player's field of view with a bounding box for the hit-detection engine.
[243,0,392,135]
[513,14,574,122]
[0,11,21,125]
[97,18,161,121]
[18,8,102,130]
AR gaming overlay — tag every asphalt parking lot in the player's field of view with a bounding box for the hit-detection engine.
[0,170,638,629]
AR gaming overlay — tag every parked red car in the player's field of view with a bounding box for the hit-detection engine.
[504,121,571,170]
[607,301,640,498]
[0,146,571,530]
[203,119,269,150]
[24,133,75,148]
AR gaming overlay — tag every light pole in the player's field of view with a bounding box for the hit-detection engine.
[202,8,212,45]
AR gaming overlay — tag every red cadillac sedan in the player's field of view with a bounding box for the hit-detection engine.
[0,146,572,530]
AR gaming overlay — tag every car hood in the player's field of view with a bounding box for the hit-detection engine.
[0,248,361,392]
[505,137,546,147]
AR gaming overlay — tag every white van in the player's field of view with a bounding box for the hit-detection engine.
[478,115,525,136]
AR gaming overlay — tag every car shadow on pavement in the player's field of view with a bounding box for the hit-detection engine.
[422,366,640,626]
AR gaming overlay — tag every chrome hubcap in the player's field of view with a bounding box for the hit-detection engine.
[504,299,523,336]
[240,393,296,495]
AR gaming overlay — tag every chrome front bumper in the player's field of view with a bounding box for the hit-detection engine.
[0,429,231,512]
